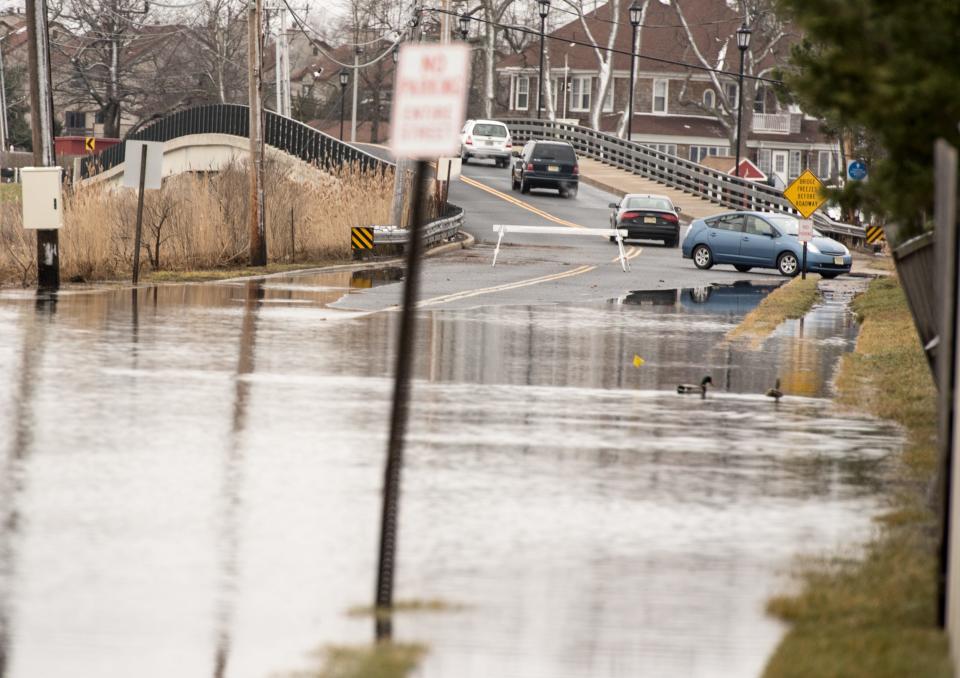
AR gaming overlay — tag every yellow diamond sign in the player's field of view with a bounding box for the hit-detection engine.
[783,169,826,219]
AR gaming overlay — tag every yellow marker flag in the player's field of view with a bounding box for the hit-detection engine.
[633,355,645,368]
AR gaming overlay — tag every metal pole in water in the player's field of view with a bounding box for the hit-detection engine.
[375,159,428,641]
[132,144,148,284]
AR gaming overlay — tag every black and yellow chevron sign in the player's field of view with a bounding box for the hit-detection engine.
[351,226,374,250]
[865,225,885,245]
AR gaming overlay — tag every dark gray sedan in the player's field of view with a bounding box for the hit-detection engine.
[608,193,681,247]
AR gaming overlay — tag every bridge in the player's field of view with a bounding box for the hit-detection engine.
[79,103,391,185]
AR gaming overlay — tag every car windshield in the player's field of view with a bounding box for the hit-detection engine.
[532,144,576,163]
[625,197,673,211]
[767,215,822,238]
[473,124,508,138]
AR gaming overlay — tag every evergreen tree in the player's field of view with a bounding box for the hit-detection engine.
[777,0,960,240]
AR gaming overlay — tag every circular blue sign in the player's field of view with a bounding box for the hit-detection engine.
[848,160,867,181]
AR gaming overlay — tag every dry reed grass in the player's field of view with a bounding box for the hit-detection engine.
[0,160,393,285]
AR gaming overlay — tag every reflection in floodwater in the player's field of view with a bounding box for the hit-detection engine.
[0,273,898,678]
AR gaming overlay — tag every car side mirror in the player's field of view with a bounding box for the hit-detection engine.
[608,202,619,209]
[675,206,682,213]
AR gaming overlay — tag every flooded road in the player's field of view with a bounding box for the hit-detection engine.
[0,272,898,677]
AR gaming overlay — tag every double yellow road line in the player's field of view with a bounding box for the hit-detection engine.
[411,173,640,307]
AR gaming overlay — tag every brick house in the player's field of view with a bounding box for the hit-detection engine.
[495,0,841,188]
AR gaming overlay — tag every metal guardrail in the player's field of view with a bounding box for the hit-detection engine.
[373,203,464,248]
[502,118,865,241]
[80,104,392,179]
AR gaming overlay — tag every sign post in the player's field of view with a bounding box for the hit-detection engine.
[123,140,163,283]
[783,170,827,280]
[374,43,470,640]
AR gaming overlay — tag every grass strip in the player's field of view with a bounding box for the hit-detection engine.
[727,276,820,343]
[763,276,950,678]
[288,643,427,678]
[141,261,344,283]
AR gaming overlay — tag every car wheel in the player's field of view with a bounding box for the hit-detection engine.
[693,244,713,270]
[777,252,800,277]
[734,265,752,272]
[460,151,468,165]
[520,178,530,194]
[559,188,569,198]
[511,174,519,191]
[569,185,578,199]
[669,238,679,248]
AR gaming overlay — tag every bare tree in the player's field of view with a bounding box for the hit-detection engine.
[51,0,198,136]
[671,0,794,153]
[560,0,622,130]
[187,0,249,104]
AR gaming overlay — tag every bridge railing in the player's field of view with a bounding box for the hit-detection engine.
[81,104,392,179]
[502,118,865,242]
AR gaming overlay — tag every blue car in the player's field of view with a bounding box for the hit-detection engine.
[681,211,852,278]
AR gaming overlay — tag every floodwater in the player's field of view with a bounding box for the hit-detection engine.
[0,272,898,678]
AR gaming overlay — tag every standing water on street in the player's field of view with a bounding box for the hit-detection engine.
[0,275,898,677]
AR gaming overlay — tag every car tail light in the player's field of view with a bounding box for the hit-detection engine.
[465,136,473,145]
[621,211,642,220]
[662,213,679,223]
[526,163,534,171]
[572,164,579,175]
[505,137,511,147]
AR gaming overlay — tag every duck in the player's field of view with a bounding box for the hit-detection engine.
[677,376,713,398]
[765,378,783,402]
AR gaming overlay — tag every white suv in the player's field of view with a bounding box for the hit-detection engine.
[459,119,512,168]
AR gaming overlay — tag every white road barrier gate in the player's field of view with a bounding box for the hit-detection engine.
[491,224,631,272]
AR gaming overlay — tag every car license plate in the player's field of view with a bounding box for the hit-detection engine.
[834,256,844,265]
[644,216,656,224]
[548,165,560,172]
[484,140,493,146]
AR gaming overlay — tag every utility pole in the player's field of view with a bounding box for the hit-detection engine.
[350,46,361,143]
[25,0,58,290]
[273,6,291,117]
[247,0,267,266]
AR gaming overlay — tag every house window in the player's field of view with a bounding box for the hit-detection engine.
[789,151,802,179]
[65,111,86,130]
[513,75,529,111]
[94,111,105,124]
[758,148,772,174]
[702,89,715,109]
[753,86,766,114]
[724,82,738,108]
[602,79,614,113]
[569,75,591,112]
[817,150,834,180]
[689,145,730,163]
[652,79,668,114]
[645,143,677,156]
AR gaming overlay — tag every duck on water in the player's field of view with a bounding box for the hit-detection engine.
[677,376,712,398]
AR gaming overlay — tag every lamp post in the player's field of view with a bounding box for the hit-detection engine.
[338,68,349,141]
[536,0,550,120]
[458,13,470,41]
[627,2,642,140]
[734,21,751,178]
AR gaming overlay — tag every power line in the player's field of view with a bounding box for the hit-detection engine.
[433,7,782,85]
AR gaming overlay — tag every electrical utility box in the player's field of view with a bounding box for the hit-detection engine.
[20,167,64,230]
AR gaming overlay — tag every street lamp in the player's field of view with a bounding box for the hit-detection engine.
[338,69,349,141]
[537,0,550,120]
[734,21,751,178]
[627,2,642,141]
[458,13,470,41]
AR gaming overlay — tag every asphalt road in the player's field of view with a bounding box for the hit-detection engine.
[342,146,784,312]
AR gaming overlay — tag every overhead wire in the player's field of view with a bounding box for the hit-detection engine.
[281,0,404,70]
[429,7,782,85]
